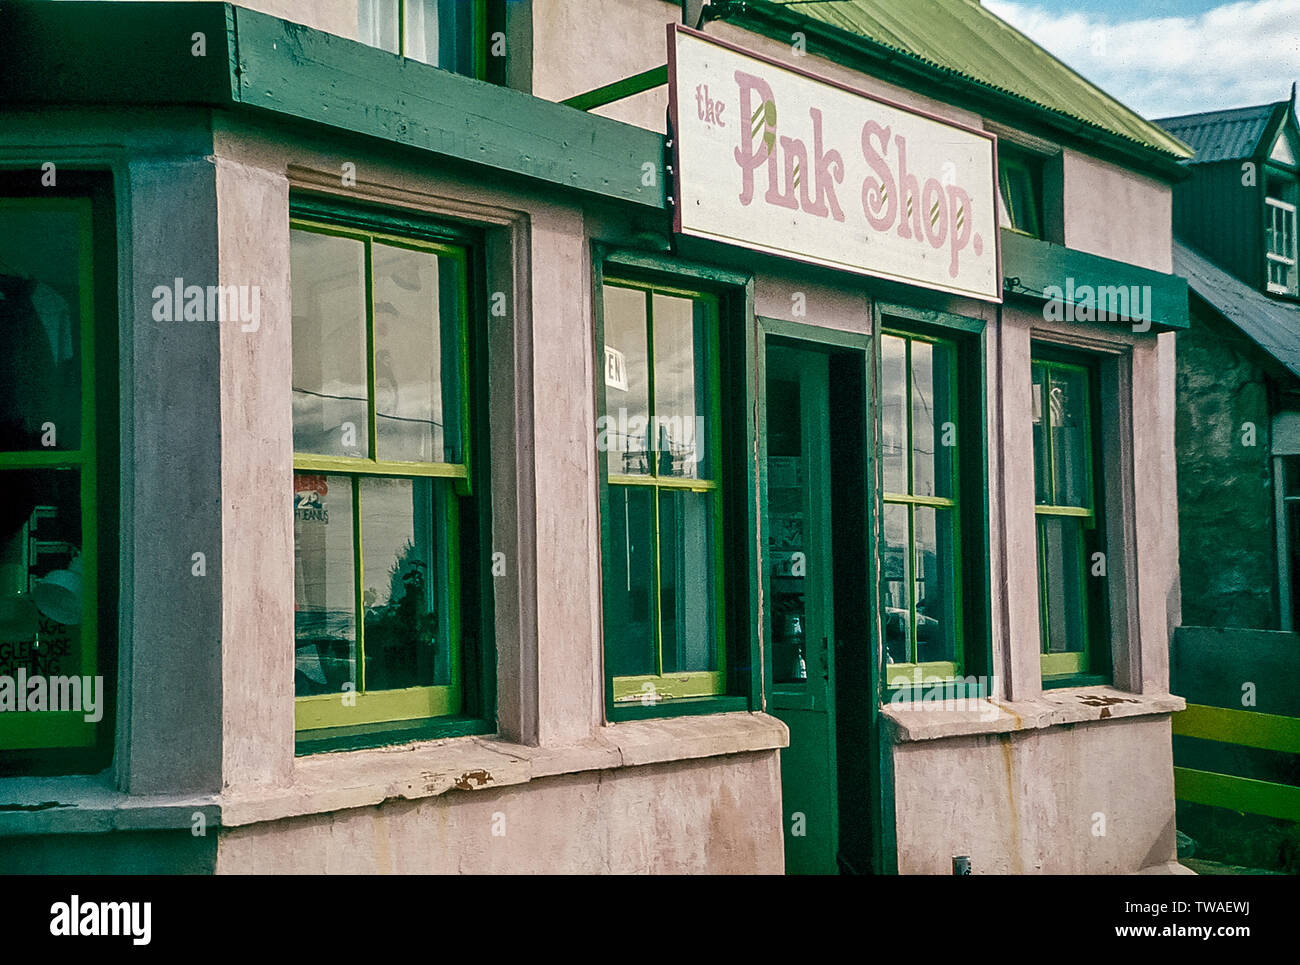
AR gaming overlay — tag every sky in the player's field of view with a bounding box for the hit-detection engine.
[984,0,1300,120]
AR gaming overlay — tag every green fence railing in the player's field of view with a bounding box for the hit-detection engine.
[1172,703,1300,822]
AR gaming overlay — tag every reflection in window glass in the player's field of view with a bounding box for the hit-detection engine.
[882,503,911,667]
[294,473,357,696]
[358,0,399,53]
[291,230,369,459]
[914,507,958,665]
[372,243,462,464]
[604,486,656,677]
[1032,365,1050,503]
[1049,367,1088,508]
[361,476,450,691]
[659,491,716,674]
[0,207,82,452]
[880,335,907,496]
[1038,515,1087,656]
[404,0,475,73]
[911,340,954,499]
[652,294,709,479]
[601,286,651,477]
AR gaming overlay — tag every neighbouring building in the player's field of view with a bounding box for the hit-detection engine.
[1154,89,1300,870]
[0,0,1190,875]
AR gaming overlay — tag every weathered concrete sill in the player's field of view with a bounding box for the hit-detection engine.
[0,712,787,836]
[882,686,1185,743]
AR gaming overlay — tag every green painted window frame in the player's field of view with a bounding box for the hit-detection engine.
[880,329,964,688]
[874,302,993,702]
[289,196,494,752]
[358,0,490,79]
[998,147,1043,240]
[1031,353,1110,687]
[593,248,758,722]
[0,173,118,776]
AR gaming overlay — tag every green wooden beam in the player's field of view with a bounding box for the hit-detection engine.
[563,65,668,112]
[1173,703,1300,755]
[1174,766,1300,823]
[0,2,667,210]
[1000,229,1190,332]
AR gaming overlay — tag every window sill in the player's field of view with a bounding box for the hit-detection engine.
[0,713,788,835]
[882,686,1185,743]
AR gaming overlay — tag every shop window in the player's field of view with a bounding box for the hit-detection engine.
[290,202,490,746]
[0,183,115,775]
[598,278,727,710]
[1031,354,1109,685]
[998,146,1043,239]
[880,331,964,687]
[357,0,485,77]
[1265,171,1298,296]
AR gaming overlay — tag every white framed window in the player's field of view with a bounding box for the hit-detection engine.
[1265,196,1297,296]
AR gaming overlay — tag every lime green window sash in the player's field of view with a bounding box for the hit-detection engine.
[599,278,727,706]
[879,329,965,689]
[0,196,99,753]
[291,217,471,734]
[1031,357,1106,684]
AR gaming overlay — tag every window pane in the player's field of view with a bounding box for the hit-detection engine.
[0,470,85,679]
[372,243,462,464]
[1038,515,1087,657]
[0,204,83,452]
[912,340,955,499]
[404,0,475,73]
[294,473,357,696]
[914,506,958,666]
[360,476,451,691]
[659,491,717,674]
[604,485,656,677]
[600,286,651,477]
[880,335,907,495]
[358,0,399,53]
[1049,367,1089,508]
[652,294,710,479]
[291,230,370,458]
[882,503,911,667]
[1031,364,1050,503]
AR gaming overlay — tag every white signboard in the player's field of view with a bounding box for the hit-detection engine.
[669,26,1001,302]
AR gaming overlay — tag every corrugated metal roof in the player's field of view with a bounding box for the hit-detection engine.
[765,0,1192,159]
[1174,239,1300,379]
[1156,103,1280,164]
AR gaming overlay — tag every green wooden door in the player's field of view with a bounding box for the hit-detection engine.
[765,343,839,874]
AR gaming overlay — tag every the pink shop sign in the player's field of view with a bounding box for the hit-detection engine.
[669,25,1001,302]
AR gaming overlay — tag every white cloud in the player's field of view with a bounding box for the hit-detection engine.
[985,0,1300,118]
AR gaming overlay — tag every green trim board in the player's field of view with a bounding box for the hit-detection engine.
[0,2,664,211]
[564,65,669,112]
[1173,703,1300,755]
[1173,767,1300,824]
[1001,229,1189,332]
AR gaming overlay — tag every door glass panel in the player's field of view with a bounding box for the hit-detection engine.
[882,503,912,668]
[294,473,357,696]
[767,369,808,685]
[1038,515,1087,657]
[1049,367,1089,508]
[601,287,651,477]
[0,206,83,452]
[652,293,709,479]
[291,230,370,459]
[604,485,656,677]
[360,476,449,691]
[914,506,958,665]
[659,490,716,674]
[372,243,462,464]
[880,335,907,495]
